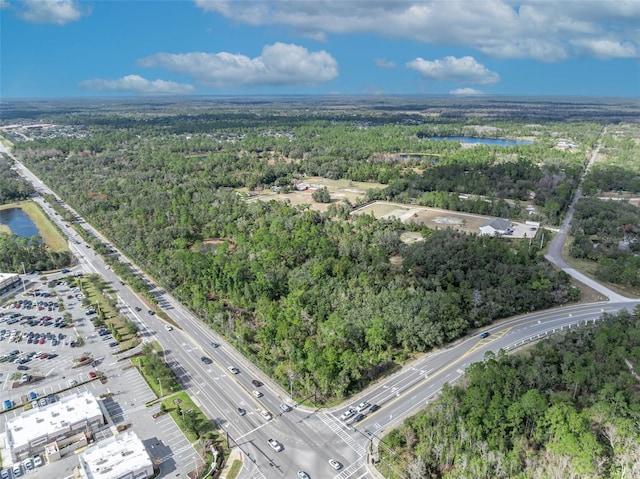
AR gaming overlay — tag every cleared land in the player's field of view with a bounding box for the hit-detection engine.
[353,201,540,239]
[243,177,384,211]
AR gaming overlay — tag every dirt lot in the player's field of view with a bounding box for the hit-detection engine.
[353,201,541,238]
[243,177,385,211]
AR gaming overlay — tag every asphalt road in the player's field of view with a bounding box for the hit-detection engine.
[9,153,640,479]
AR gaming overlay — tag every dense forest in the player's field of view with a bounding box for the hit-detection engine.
[0,233,71,273]
[569,198,640,289]
[382,307,640,479]
[12,98,640,400]
[0,154,35,202]
[3,105,594,399]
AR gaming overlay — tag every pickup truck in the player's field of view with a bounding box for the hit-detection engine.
[267,439,282,452]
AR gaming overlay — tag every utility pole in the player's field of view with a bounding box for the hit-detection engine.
[20,261,27,294]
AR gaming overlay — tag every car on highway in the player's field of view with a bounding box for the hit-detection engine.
[328,459,342,470]
[279,403,292,412]
[297,471,310,479]
[252,390,263,398]
[251,379,262,387]
[134,307,142,312]
[353,413,366,422]
[356,401,370,412]
[228,366,240,374]
[479,332,491,338]
[201,356,212,365]
[340,408,355,421]
[147,310,155,315]
[267,438,283,452]
[164,325,173,331]
[210,342,219,348]
[260,410,272,421]
[369,404,381,413]
[236,408,246,416]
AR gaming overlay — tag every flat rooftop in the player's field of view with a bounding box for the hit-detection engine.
[5,391,103,451]
[79,431,152,479]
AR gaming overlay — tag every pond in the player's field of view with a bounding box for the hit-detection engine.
[429,136,533,146]
[0,208,41,238]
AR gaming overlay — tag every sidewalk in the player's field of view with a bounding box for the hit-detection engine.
[218,447,242,479]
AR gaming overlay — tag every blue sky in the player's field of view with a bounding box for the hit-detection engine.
[1,0,639,98]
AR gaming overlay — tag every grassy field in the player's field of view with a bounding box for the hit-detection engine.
[0,200,68,252]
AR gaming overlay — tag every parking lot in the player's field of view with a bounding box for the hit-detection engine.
[0,275,202,478]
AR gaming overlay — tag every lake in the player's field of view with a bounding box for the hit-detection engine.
[0,208,41,238]
[429,136,533,146]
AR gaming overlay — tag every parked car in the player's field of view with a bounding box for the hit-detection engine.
[32,456,43,468]
[29,391,37,400]
[4,399,13,410]
[297,471,310,479]
[88,371,97,379]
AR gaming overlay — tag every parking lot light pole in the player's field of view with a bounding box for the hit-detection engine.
[157,377,163,397]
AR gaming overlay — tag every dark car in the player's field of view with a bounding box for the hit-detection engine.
[147,310,155,315]
[134,307,142,312]
[201,356,212,365]
[237,407,246,416]
[369,404,381,413]
[479,332,490,338]
[251,379,262,387]
[353,413,366,423]
[17,365,29,371]
[109,342,118,347]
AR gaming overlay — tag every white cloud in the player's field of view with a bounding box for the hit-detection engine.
[79,75,195,95]
[18,0,87,25]
[194,1,640,61]
[571,39,638,59]
[450,88,484,96]
[138,43,338,89]
[0,0,9,9]
[407,56,500,85]
[375,58,396,69]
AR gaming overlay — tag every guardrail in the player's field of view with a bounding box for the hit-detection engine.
[502,316,602,352]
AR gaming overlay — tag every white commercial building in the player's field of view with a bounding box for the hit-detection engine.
[4,391,106,462]
[78,431,154,479]
[0,272,21,295]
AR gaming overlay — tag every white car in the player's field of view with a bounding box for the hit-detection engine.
[68,379,78,387]
[260,410,272,421]
[329,459,342,470]
[228,366,240,374]
[279,403,292,412]
[267,438,282,452]
[164,324,173,331]
[340,408,355,421]
[32,456,43,468]
[252,390,263,398]
[356,401,370,413]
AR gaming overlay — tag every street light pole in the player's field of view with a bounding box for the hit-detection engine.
[20,261,27,294]
[157,377,163,397]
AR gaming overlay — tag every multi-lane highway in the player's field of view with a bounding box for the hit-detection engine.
[9,153,640,479]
